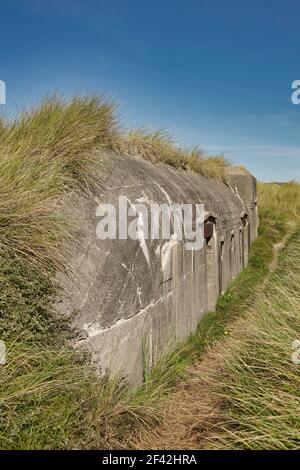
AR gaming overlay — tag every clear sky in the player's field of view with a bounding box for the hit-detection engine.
[1,0,300,181]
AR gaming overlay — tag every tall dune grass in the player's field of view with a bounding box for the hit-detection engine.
[115,129,230,182]
[258,181,300,217]
[0,95,117,270]
[258,181,300,242]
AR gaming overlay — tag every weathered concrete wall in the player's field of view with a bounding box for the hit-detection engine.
[57,151,258,384]
[227,166,259,243]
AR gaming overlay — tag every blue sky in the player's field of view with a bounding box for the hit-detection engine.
[1,0,300,181]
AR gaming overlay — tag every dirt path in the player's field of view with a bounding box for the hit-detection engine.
[133,318,247,450]
[133,352,222,449]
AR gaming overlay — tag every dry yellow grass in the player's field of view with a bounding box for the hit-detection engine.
[115,129,230,182]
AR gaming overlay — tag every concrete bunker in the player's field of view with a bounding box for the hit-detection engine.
[57,152,259,384]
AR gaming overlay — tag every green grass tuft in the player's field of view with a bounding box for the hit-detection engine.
[0,94,117,271]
